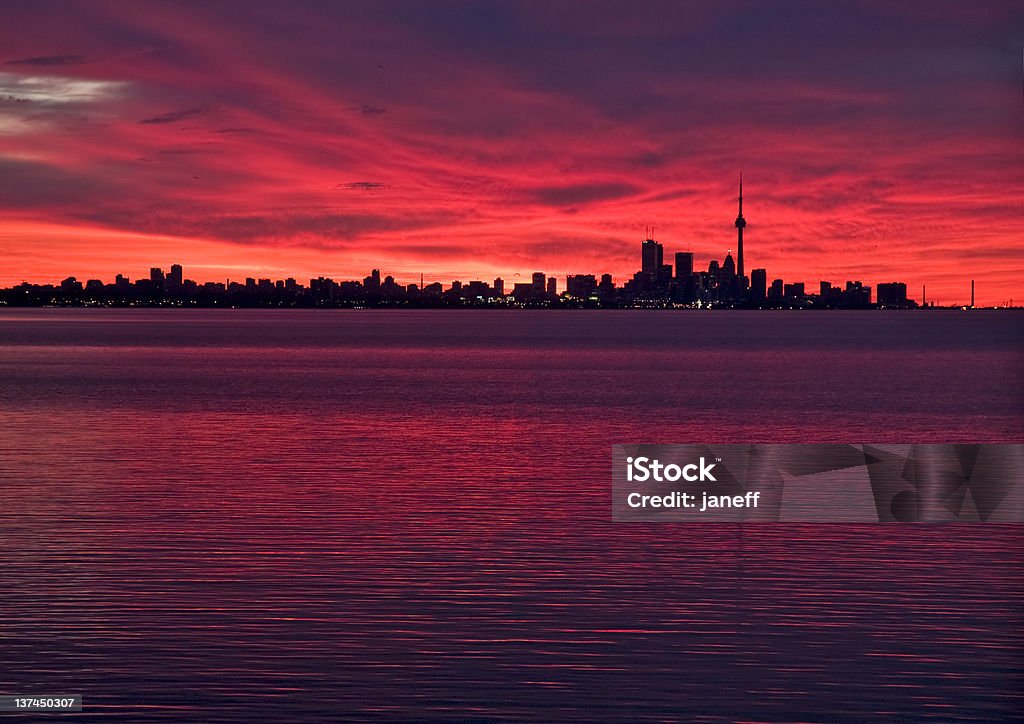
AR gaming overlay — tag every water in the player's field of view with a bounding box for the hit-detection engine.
[1,309,1022,721]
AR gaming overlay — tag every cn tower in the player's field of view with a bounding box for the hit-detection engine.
[735,173,746,280]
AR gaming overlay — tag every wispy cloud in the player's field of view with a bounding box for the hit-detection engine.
[338,182,392,191]
[5,54,88,67]
[139,106,207,124]
[526,182,641,208]
[0,71,124,104]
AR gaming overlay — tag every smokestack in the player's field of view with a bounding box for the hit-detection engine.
[971,279,975,308]
[922,284,926,308]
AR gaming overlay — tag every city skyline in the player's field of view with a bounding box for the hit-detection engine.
[3,177,1005,308]
[0,2,1021,305]
[0,254,934,309]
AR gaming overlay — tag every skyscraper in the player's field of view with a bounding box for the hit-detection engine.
[877,282,908,306]
[566,274,597,299]
[674,252,693,279]
[750,269,767,300]
[641,238,663,276]
[168,263,183,288]
[722,251,736,278]
[735,174,746,280]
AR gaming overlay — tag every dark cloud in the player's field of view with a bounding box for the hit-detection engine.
[526,182,641,207]
[948,246,1024,260]
[157,147,222,155]
[5,54,87,66]
[337,182,391,191]
[70,206,464,246]
[357,104,386,115]
[139,107,207,124]
[197,210,460,242]
[0,158,112,208]
[386,243,469,257]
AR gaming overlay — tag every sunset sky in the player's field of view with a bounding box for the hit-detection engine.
[0,1,1021,305]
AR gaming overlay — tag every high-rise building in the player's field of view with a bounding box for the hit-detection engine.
[466,280,488,299]
[877,282,908,306]
[784,282,805,299]
[532,272,546,292]
[750,269,767,300]
[734,174,746,280]
[844,281,871,307]
[641,238,663,275]
[493,278,504,297]
[722,252,736,278]
[547,277,557,296]
[566,274,597,299]
[168,264,183,288]
[150,267,165,289]
[674,252,693,279]
[818,281,842,307]
[511,283,533,303]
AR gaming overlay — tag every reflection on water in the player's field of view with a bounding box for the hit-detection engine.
[1,310,1022,720]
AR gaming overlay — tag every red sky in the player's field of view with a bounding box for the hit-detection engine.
[0,1,1021,305]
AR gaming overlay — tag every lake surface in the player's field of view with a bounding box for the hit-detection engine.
[1,309,1022,721]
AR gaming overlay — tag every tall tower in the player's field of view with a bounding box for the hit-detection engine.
[734,174,746,280]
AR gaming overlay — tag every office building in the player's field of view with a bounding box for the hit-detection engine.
[675,252,693,279]
[642,238,663,276]
[750,269,767,301]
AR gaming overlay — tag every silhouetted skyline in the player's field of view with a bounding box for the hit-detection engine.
[6,177,1013,309]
